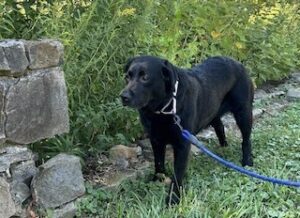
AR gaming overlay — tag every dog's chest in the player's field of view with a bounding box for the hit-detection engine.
[149,115,183,143]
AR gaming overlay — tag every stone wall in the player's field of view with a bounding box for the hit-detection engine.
[0,39,73,218]
[0,39,69,145]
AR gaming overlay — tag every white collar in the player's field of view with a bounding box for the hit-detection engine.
[154,80,178,115]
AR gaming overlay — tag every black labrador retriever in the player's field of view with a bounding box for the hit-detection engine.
[120,56,254,205]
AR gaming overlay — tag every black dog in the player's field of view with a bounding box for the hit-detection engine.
[120,56,254,205]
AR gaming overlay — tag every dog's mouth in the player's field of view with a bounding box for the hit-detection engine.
[120,87,153,109]
[120,94,149,110]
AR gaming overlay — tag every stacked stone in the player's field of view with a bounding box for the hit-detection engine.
[0,146,37,217]
[0,40,83,218]
[0,39,69,145]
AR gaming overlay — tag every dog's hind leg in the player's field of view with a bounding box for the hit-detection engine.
[233,107,253,166]
[211,117,228,147]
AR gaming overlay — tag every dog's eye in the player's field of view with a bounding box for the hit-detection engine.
[125,72,132,82]
[140,71,149,82]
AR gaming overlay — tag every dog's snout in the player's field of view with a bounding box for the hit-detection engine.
[120,90,131,104]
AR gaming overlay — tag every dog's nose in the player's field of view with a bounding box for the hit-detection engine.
[120,90,131,104]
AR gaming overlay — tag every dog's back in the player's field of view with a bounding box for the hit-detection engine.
[178,56,253,133]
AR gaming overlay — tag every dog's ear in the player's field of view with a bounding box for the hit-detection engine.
[162,60,178,93]
[124,57,136,72]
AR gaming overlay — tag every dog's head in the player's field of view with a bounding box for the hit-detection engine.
[120,56,178,110]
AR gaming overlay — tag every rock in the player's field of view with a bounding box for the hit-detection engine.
[4,67,69,144]
[191,145,202,156]
[110,145,142,160]
[137,139,153,161]
[109,145,142,168]
[254,89,285,101]
[0,47,10,72]
[0,177,16,218]
[165,144,174,161]
[11,181,31,204]
[290,72,300,83]
[137,138,151,149]
[31,154,85,209]
[25,40,63,70]
[197,128,216,140]
[222,114,236,127]
[0,40,29,76]
[286,88,300,101]
[102,161,151,190]
[0,146,34,175]
[114,158,129,170]
[0,80,12,143]
[11,160,38,186]
[253,108,264,119]
[52,202,76,218]
[0,146,37,217]
[269,91,285,98]
[0,39,69,145]
[103,170,138,190]
[254,89,268,100]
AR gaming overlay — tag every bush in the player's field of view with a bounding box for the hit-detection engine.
[0,0,299,157]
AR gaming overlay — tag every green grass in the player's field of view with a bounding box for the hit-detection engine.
[77,102,300,218]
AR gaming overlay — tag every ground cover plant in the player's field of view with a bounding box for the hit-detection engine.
[77,102,300,217]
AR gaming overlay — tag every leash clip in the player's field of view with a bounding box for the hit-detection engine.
[174,114,183,131]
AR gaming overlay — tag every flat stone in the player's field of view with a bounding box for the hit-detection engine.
[11,160,38,185]
[103,170,138,189]
[25,40,63,70]
[253,108,264,119]
[11,181,31,204]
[137,139,153,161]
[269,91,285,98]
[31,154,85,209]
[191,145,202,156]
[0,47,10,72]
[52,202,76,218]
[109,145,142,160]
[197,128,216,140]
[254,89,268,100]
[5,67,69,144]
[0,146,34,174]
[0,80,12,143]
[103,161,151,190]
[0,40,29,76]
[287,88,300,101]
[290,72,300,83]
[0,177,16,218]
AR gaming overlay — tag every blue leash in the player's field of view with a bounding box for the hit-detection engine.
[182,129,300,188]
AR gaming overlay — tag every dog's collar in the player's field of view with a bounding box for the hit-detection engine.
[154,80,178,115]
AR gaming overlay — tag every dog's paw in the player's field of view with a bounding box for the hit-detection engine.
[152,173,171,184]
[220,141,228,147]
[241,157,253,167]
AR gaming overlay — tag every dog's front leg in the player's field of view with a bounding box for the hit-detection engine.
[150,137,167,181]
[166,141,191,205]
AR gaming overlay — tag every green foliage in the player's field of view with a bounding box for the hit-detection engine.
[1,0,300,156]
[76,102,300,217]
